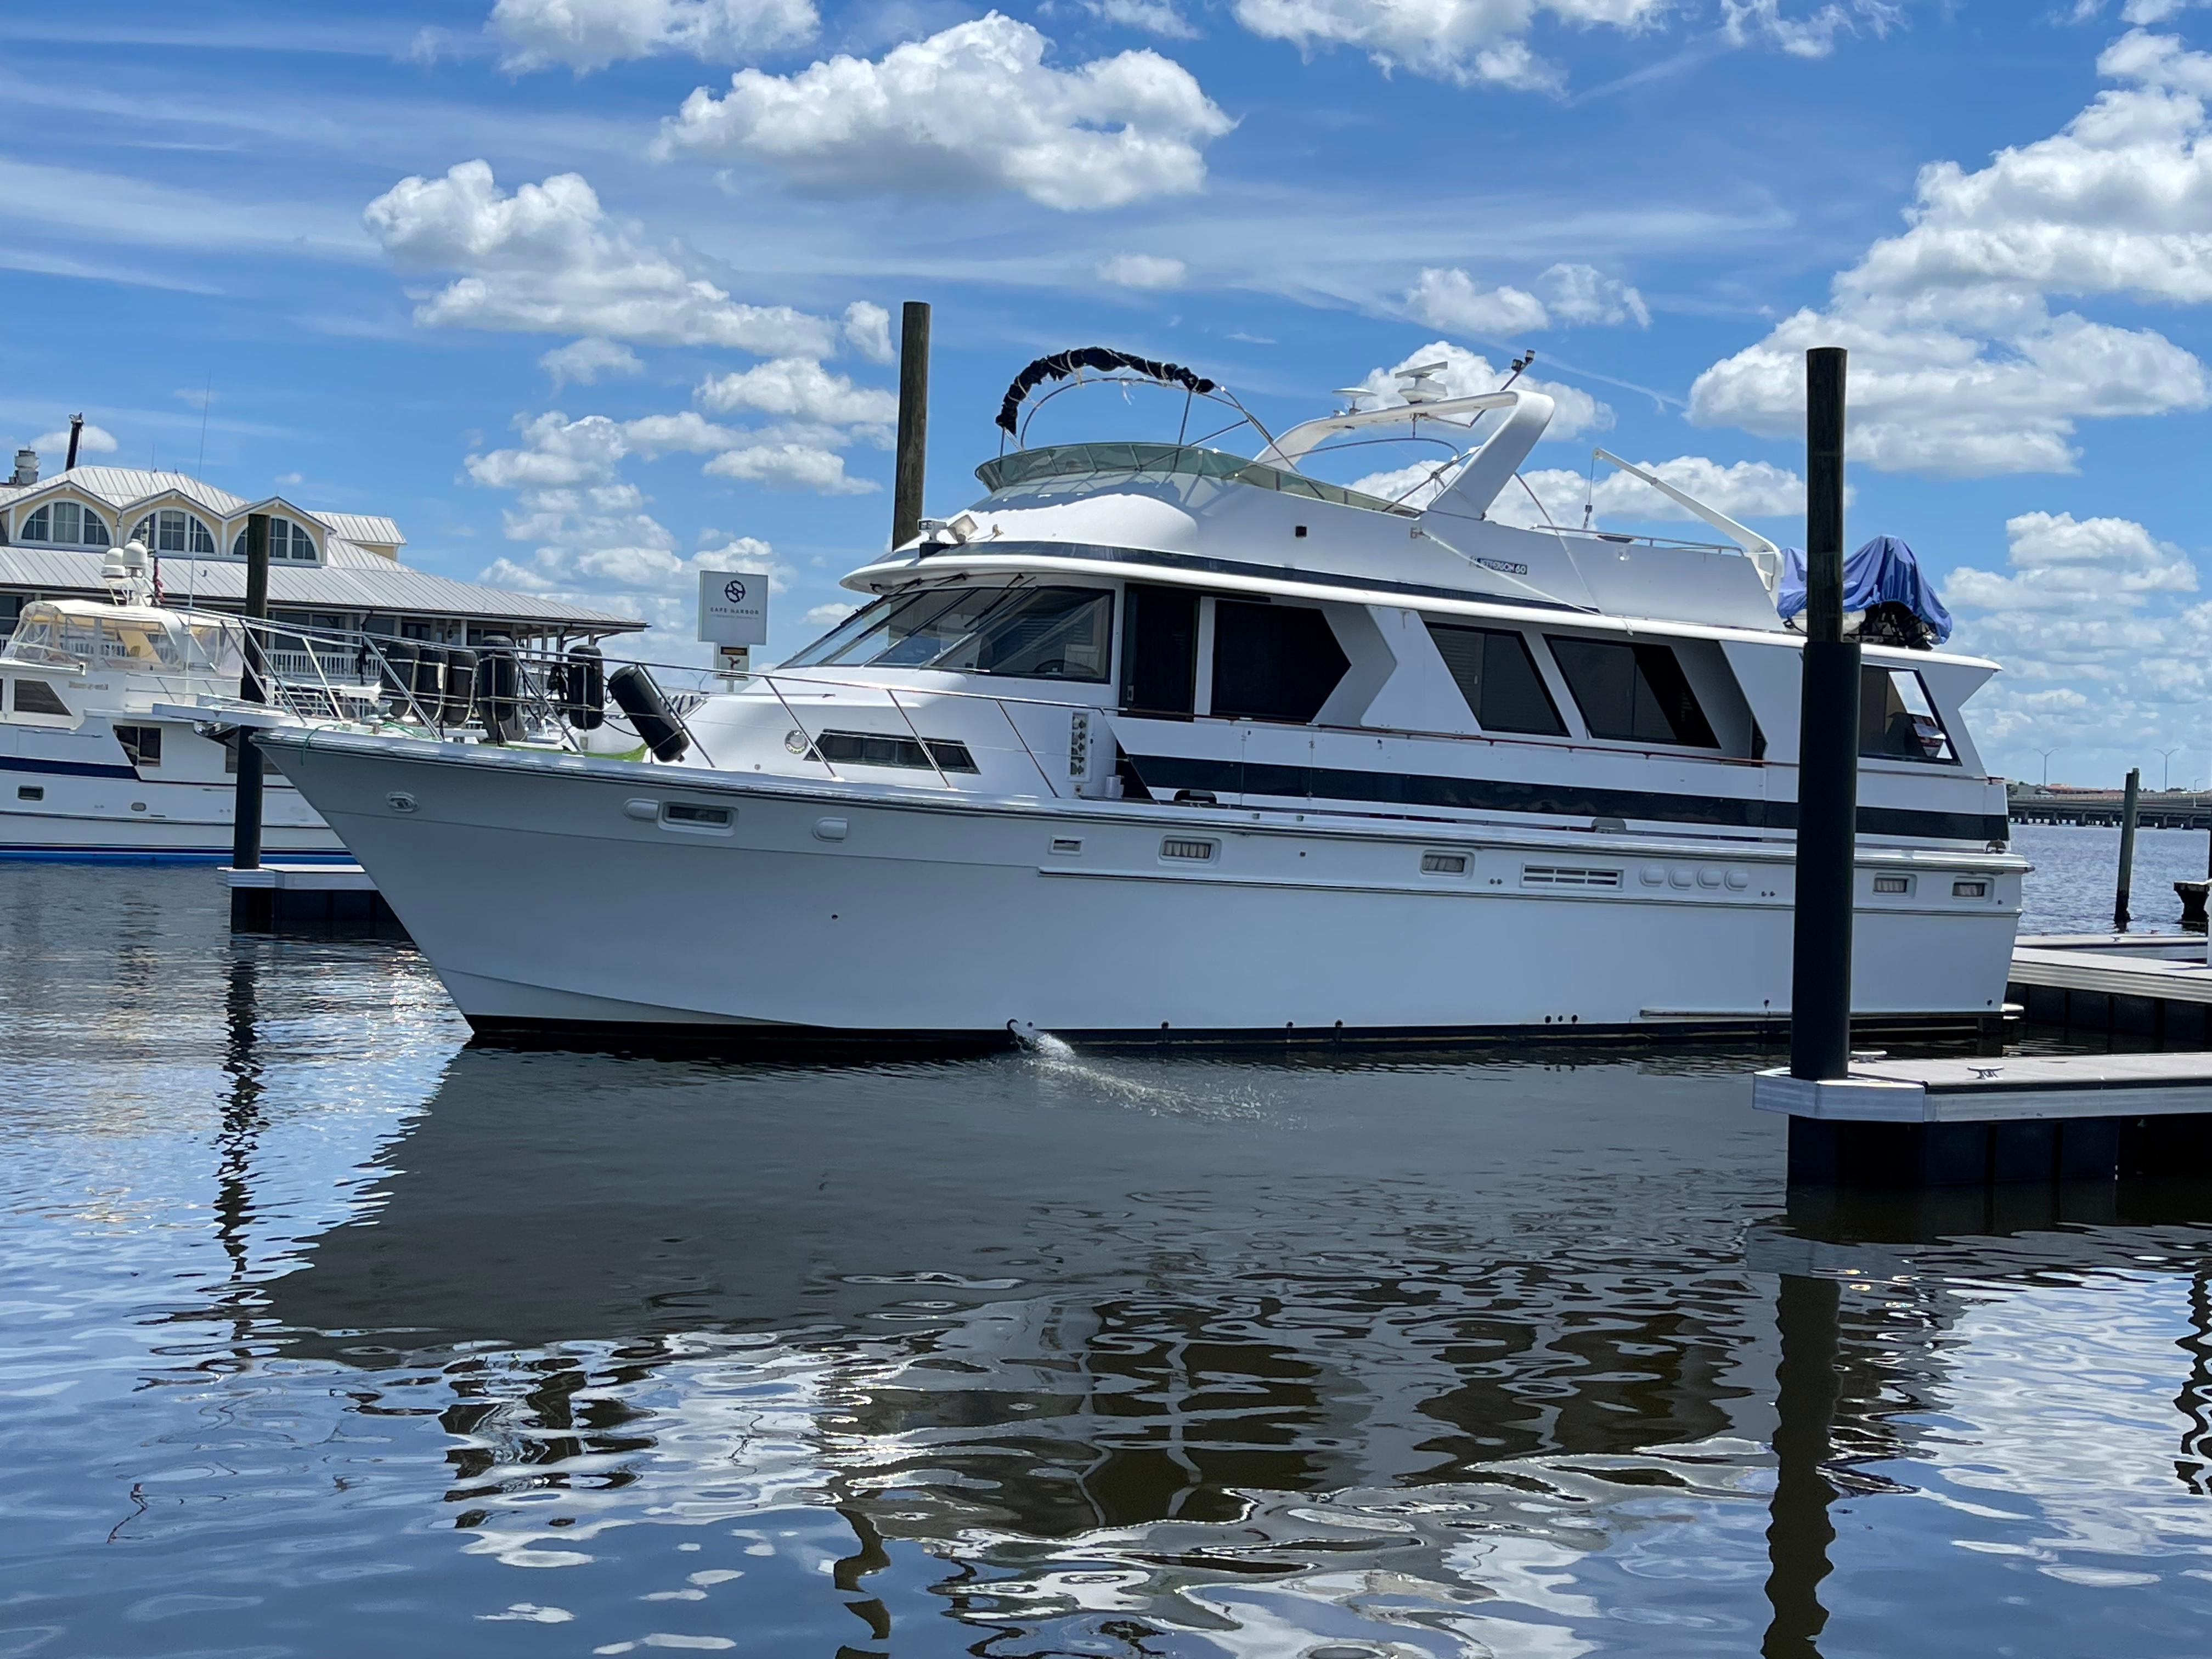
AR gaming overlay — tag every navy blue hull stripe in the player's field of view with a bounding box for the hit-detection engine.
[1124,752,2007,844]
[0,754,138,780]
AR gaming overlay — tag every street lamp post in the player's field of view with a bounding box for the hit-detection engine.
[2035,747,2059,787]
[2160,748,2185,791]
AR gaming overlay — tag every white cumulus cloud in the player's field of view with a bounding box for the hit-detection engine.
[33,420,119,460]
[703,442,876,493]
[1088,0,1201,37]
[695,357,898,428]
[1231,0,1667,91]
[1406,268,1549,334]
[841,300,893,363]
[654,13,1234,211]
[490,0,817,70]
[1940,510,2212,775]
[1407,263,1647,335]
[1719,0,1903,58]
[1691,32,2212,475]
[467,410,798,654]
[365,161,836,354]
[540,337,644,386]
[1097,251,1188,288]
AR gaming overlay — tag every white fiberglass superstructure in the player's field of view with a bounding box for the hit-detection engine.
[259,351,2025,1045]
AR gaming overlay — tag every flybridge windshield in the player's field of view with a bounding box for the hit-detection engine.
[5,606,235,673]
[786,585,1114,682]
[975,443,1417,516]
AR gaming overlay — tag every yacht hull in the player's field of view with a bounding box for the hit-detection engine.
[266,731,2024,1046]
[0,768,345,860]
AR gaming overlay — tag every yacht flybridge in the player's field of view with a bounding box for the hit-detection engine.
[258,349,2024,1044]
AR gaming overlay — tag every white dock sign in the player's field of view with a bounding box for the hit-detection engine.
[698,569,769,646]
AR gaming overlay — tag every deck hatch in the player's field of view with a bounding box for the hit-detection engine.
[1521,864,1621,889]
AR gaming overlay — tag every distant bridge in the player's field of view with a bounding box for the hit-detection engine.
[2010,785,2212,830]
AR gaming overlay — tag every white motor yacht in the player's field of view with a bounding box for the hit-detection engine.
[257,351,2026,1044]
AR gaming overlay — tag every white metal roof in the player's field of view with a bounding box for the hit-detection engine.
[309,510,405,549]
[0,543,640,634]
[0,466,252,518]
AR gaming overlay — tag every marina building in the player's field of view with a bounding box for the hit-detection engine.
[0,445,638,648]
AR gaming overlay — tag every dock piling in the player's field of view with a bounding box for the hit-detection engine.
[2117,766,2142,932]
[892,301,930,549]
[1788,346,1859,1084]
[228,512,273,932]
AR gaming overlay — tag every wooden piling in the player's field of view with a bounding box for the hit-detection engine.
[2117,766,2142,932]
[1789,347,1859,1084]
[229,512,272,932]
[892,301,930,549]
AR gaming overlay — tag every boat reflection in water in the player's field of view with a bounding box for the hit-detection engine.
[245,1035,2212,1657]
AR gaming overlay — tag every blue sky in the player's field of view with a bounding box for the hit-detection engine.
[3,0,2208,786]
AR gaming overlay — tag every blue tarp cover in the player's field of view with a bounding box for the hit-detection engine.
[1776,535,1954,644]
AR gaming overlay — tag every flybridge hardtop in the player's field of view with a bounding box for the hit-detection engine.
[252,341,2023,1045]
[860,352,1817,641]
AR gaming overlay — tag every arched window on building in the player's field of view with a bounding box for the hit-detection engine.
[20,501,112,548]
[129,510,217,556]
[229,517,318,563]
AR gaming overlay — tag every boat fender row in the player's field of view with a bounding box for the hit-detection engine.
[362,637,525,741]
[607,664,691,763]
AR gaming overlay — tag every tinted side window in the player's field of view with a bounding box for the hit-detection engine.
[1427,622,1566,736]
[1120,584,1199,716]
[1211,601,1348,724]
[1546,637,1718,747]
[11,679,70,716]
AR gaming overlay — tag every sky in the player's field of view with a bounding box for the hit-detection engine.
[2,0,2209,787]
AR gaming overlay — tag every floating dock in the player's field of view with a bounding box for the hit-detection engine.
[1755,1052,2212,1187]
[2007,932,2212,1042]
[222,862,408,940]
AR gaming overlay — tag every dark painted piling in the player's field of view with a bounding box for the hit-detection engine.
[228,512,272,932]
[892,301,930,549]
[2117,765,2142,930]
[1788,347,1859,1084]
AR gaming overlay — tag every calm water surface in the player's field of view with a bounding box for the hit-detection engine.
[7,860,2212,1657]
[2016,820,2210,935]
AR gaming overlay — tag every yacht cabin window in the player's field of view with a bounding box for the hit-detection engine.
[1860,666,1956,764]
[1426,622,1566,737]
[130,510,217,557]
[19,502,111,548]
[11,679,70,716]
[786,585,1113,682]
[1210,600,1348,724]
[1545,635,1719,748]
[1119,584,1199,717]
